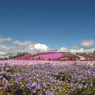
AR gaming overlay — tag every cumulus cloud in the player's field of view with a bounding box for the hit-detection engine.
[0,35,13,43]
[12,40,35,46]
[70,48,95,53]
[0,45,16,57]
[57,47,69,52]
[28,43,50,53]
[70,48,85,53]
[0,35,35,46]
[0,35,49,57]
[0,43,95,57]
[81,40,95,49]
[0,44,32,57]
[72,39,95,50]
[72,45,81,49]
[57,47,95,54]
[1,44,50,57]
[0,35,95,57]
[0,43,51,57]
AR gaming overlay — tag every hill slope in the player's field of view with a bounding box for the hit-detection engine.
[15,52,95,61]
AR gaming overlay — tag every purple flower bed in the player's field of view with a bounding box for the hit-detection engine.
[0,61,95,95]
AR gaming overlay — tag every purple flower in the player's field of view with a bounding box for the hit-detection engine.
[32,88,36,93]
[43,83,47,88]
[36,84,40,89]
[1,71,6,74]
[78,84,83,89]
[90,82,93,86]
[32,82,37,87]
[0,76,3,79]
[5,68,10,71]
[46,91,54,95]
[38,94,42,95]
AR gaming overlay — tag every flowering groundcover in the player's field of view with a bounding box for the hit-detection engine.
[0,60,95,95]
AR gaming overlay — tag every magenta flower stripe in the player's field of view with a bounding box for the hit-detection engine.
[15,52,63,60]
[32,52,63,59]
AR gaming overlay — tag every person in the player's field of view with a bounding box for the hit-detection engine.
[48,57,51,60]
[38,57,40,59]
[58,58,60,61]
[90,58,93,61]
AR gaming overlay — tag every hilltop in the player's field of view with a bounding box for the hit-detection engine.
[15,52,95,61]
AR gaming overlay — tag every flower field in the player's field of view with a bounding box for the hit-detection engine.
[0,60,95,95]
[15,52,95,61]
[15,52,64,60]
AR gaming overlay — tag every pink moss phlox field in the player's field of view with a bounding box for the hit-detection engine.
[0,60,95,66]
[32,52,63,59]
[15,52,63,60]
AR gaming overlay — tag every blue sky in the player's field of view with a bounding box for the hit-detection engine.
[0,0,95,56]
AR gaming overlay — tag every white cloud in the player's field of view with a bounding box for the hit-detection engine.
[12,40,35,46]
[72,39,95,50]
[0,35,13,43]
[72,45,81,49]
[0,35,35,46]
[57,47,69,52]
[0,42,50,57]
[81,40,95,49]
[0,45,16,57]
[57,47,95,54]
[0,43,95,58]
[0,35,51,57]
[70,48,95,54]
[70,48,85,53]
[28,43,50,53]
[0,35,95,57]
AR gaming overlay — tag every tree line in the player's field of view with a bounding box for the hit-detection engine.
[76,50,95,55]
[0,52,32,60]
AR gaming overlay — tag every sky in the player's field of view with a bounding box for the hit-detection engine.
[0,0,95,57]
